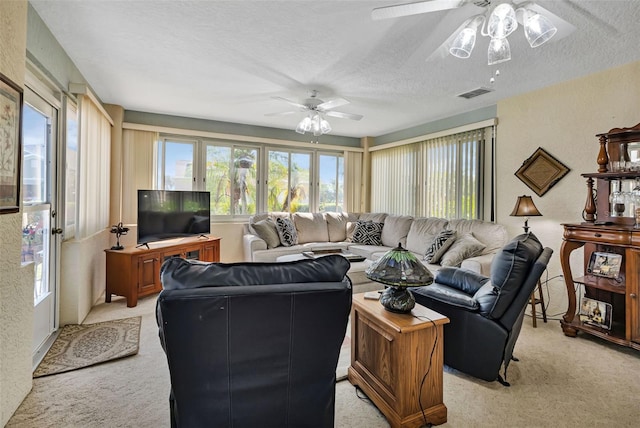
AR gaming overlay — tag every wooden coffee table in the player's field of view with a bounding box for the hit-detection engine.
[348,293,449,427]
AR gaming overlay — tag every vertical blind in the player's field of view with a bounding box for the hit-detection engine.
[371,127,489,219]
[77,95,112,239]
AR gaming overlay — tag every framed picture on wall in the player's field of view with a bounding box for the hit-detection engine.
[0,72,23,214]
[514,147,570,197]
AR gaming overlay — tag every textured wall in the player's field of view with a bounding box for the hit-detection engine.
[0,1,33,425]
[496,61,640,312]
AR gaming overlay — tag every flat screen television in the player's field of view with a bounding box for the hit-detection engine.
[137,190,211,245]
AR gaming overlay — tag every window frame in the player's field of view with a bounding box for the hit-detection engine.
[155,134,345,219]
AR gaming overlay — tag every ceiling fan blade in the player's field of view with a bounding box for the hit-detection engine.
[271,96,308,110]
[316,97,350,111]
[372,0,466,20]
[325,111,364,121]
[264,110,297,117]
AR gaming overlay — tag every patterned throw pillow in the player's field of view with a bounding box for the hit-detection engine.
[423,230,457,264]
[275,217,298,247]
[351,220,384,246]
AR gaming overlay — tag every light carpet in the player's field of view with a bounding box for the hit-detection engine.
[8,291,640,427]
[33,316,141,378]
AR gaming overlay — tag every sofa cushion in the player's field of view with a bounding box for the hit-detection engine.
[405,217,449,255]
[352,220,384,245]
[423,230,457,264]
[488,233,543,319]
[358,212,388,223]
[440,232,486,267]
[251,219,280,249]
[275,217,298,247]
[447,219,508,254]
[381,215,413,247]
[293,212,329,244]
[160,254,351,290]
[325,212,359,242]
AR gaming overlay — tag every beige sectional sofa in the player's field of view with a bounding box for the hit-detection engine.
[243,212,508,276]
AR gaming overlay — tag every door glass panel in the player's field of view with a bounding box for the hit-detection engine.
[22,106,48,204]
[319,154,344,212]
[22,207,51,303]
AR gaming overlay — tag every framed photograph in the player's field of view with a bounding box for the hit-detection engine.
[0,72,23,214]
[587,252,622,279]
[579,297,612,330]
[514,147,570,197]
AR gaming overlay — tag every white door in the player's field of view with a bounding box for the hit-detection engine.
[22,86,60,357]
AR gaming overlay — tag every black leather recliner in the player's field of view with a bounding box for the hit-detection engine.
[413,233,553,385]
[156,255,352,428]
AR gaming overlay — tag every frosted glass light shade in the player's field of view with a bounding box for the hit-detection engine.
[523,9,557,47]
[488,3,517,39]
[450,27,477,58]
[320,118,331,134]
[488,37,511,65]
[295,116,312,134]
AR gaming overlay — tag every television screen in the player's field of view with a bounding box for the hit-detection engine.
[137,190,211,244]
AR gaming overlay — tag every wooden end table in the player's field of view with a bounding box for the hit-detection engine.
[348,293,449,427]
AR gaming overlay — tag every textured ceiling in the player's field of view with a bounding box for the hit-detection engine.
[30,0,640,138]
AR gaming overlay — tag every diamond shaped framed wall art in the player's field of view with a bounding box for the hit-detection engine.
[514,147,570,197]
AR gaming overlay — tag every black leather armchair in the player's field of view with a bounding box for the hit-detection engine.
[156,255,352,428]
[413,233,553,385]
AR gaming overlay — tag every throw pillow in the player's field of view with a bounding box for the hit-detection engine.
[251,219,280,249]
[439,232,486,267]
[423,230,457,264]
[351,220,384,246]
[275,217,298,247]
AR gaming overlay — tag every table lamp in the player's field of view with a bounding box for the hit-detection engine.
[365,243,434,313]
[510,195,542,233]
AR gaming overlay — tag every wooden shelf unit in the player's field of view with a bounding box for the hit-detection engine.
[105,236,220,307]
[560,123,640,351]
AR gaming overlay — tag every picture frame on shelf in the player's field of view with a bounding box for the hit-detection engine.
[514,147,571,197]
[0,72,23,214]
[587,251,622,279]
[579,297,612,330]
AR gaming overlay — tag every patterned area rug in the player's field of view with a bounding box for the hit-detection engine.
[33,316,141,378]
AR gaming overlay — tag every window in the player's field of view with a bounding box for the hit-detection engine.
[267,150,310,213]
[319,153,344,212]
[156,135,344,217]
[64,99,78,238]
[371,127,488,219]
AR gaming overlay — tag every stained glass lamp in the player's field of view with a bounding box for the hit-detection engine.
[365,243,434,313]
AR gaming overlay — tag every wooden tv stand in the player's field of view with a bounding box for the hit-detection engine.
[105,236,220,307]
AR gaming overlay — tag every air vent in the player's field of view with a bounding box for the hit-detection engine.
[457,87,494,99]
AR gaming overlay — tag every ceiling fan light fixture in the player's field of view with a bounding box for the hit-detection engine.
[487,37,511,65]
[487,3,518,39]
[450,27,477,58]
[449,16,483,59]
[295,116,312,134]
[522,8,557,48]
[320,118,332,134]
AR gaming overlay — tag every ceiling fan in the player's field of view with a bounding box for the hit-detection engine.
[372,0,576,65]
[266,90,363,136]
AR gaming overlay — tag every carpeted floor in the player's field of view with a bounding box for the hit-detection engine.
[7,285,640,427]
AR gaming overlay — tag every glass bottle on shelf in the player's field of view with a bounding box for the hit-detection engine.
[633,178,640,228]
[610,180,626,217]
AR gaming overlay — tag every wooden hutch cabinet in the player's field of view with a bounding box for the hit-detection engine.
[560,123,640,350]
[105,236,220,307]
